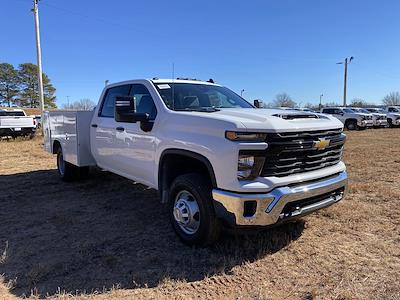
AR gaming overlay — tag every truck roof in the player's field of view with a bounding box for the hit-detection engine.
[0,108,25,112]
[106,78,221,87]
[152,78,221,86]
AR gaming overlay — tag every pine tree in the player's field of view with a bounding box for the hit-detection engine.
[18,63,57,108]
[0,63,20,107]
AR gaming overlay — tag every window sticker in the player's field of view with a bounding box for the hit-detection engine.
[157,84,171,89]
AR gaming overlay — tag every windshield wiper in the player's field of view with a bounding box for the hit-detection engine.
[174,107,220,113]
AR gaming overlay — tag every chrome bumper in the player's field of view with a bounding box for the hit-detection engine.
[358,120,374,127]
[212,171,348,226]
[374,119,388,126]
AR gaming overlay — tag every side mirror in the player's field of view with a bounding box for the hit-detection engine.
[253,99,262,108]
[115,96,149,123]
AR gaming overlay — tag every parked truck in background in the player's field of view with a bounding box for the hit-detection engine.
[0,109,36,138]
[351,107,388,128]
[44,78,348,246]
[382,106,400,127]
[320,107,373,130]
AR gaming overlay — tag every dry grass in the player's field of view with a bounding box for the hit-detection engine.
[0,129,399,299]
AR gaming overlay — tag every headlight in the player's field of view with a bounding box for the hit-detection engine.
[226,131,267,142]
[237,152,265,180]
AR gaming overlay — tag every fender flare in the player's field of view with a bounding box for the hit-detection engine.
[158,149,217,201]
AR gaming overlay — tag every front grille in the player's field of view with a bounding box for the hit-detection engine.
[259,129,345,177]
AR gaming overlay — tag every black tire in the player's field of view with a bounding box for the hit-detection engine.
[56,147,86,181]
[168,173,220,246]
[345,120,357,130]
[388,119,393,128]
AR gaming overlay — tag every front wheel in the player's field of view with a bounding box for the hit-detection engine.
[345,120,357,130]
[168,173,220,246]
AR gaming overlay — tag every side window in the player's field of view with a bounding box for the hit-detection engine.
[99,85,131,118]
[333,109,341,114]
[323,108,333,114]
[129,84,157,120]
[389,107,394,112]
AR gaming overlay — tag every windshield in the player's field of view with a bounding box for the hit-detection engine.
[343,108,355,113]
[154,83,253,111]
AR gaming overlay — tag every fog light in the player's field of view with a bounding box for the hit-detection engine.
[237,154,265,180]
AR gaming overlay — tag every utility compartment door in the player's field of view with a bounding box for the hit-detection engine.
[43,112,52,153]
[63,112,79,165]
[76,111,96,166]
[44,111,96,167]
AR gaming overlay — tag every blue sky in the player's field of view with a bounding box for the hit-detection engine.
[1,0,400,107]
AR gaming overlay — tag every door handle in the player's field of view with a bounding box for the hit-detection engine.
[116,126,125,131]
[91,124,98,128]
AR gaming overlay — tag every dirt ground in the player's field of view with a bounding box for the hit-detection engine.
[0,129,399,299]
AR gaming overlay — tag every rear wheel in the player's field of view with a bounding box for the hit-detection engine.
[168,173,220,246]
[56,147,88,181]
[388,119,393,128]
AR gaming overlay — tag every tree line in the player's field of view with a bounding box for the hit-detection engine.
[0,62,57,108]
[259,91,400,109]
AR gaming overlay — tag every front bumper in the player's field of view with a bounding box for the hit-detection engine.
[357,120,374,127]
[374,119,388,127]
[212,171,348,226]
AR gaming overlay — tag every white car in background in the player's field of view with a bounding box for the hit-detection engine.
[320,107,373,130]
[352,107,388,128]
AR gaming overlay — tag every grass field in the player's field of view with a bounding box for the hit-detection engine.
[0,129,399,299]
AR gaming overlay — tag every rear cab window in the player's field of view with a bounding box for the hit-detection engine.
[0,111,25,116]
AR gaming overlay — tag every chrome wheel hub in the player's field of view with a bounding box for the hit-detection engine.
[173,190,200,235]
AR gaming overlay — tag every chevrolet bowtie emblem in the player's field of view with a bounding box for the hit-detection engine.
[313,138,330,150]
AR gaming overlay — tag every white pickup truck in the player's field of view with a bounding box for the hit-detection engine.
[320,107,373,130]
[0,109,36,138]
[351,107,388,128]
[44,78,348,246]
[382,106,400,127]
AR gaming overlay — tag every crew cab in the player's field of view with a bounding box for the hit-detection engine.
[320,107,373,130]
[351,107,388,128]
[382,106,400,127]
[44,79,348,246]
[0,109,36,138]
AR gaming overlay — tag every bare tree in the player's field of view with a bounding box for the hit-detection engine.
[322,101,341,107]
[382,92,400,106]
[304,102,319,111]
[350,98,368,107]
[63,98,96,110]
[272,93,296,108]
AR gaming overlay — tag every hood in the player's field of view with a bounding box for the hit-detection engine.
[179,108,343,132]
[351,112,370,117]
